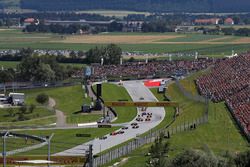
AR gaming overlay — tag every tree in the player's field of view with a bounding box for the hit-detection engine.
[0,69,14,83]
[128,57,135,62]
[17,113,26,121]
[104,44,122,65]
[222,27,235,35]
[78,50,85,58]
[86,44,121,65]
[29,104,36,113]
[233,16,240,25]
[146,133,169,167]
[18,55,57,82]
[170,149,220,167]
[36,93,49,105]
[19,105,27,114]
[7,108,14,117]
[234,150,250,167]
[108,21,123,32]
[69,51,77,59]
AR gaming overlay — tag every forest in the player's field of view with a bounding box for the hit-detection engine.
[17,0,250,13]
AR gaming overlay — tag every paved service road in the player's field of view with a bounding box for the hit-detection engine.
[54,80,166,156]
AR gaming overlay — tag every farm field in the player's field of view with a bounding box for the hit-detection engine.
[76,10,151,17]
[0,29,250,55]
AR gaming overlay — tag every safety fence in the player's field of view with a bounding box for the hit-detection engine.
[92,114,208,167]
[89,79,209,167]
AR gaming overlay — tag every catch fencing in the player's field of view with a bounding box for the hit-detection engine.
[90,79,209,167]
[93,114,208,167]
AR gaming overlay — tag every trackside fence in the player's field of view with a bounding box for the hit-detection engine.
[92,114,208,167]
[88,79,209,167]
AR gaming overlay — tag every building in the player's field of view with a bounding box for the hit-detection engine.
[9,93,25,106]
[0,94,7,102]
[121,21,143,32]
[224,18,234,25]
[194,18,220,25]
[23,18,39,26]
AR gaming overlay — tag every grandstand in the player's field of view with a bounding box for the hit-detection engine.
[92,58,217,79]
[196,54,250,137]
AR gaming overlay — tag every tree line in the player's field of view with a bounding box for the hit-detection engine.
[0,44,122,83]
[18,0,250,13]
[23,21,123,34]
[0,55,80,83]
[200,26,250,36]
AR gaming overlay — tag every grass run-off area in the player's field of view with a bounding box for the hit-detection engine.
[93,83,137,123]
[0,29,250,55]
[20,85,100,124]
[103,71,249,167]
[0,107,54,125]
[0,127,119,155]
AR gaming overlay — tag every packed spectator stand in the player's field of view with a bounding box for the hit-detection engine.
[196,54,250,136]
[92,58,217,79]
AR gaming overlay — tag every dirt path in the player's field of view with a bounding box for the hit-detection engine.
[48,97,67,127]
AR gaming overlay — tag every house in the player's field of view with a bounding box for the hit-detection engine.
[23,18,39,26]
[121,21,143,32]
[224,18,234,25]
[194,18,220,25]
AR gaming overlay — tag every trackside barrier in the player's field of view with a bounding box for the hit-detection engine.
[89,80,209,167]
[92,114,208,167]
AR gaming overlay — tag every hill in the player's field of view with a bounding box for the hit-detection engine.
[1,0,250,13]
[15,0,250,13]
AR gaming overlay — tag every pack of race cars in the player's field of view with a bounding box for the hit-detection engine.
[99,112,153,140]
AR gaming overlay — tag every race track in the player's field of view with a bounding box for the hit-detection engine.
[54,80,165,156]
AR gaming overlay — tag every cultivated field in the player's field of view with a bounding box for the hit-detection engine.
[76,10,151,17]
[1,29,250,56]
[60,35,183,44]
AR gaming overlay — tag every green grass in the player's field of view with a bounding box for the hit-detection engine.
[108,71,249,167]
[20,85,104,124]
[94,83,137,123]
[0,116,56,127]
[168,102,249,157]
[23,85,90,115]
[0,61,19,68]
[1,42,249,55]
[160,34,224,42]
[158,72,249,155]
[78,10,150,17]
[0,107,54,124]
[0,127,119,155]
[66,114,102,124]
[0,29,250,55]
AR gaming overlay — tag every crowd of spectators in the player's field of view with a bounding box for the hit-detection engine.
[196,54,250,135]
[92,58,217,79]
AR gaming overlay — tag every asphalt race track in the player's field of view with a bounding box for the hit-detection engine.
[54,80,166,156]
